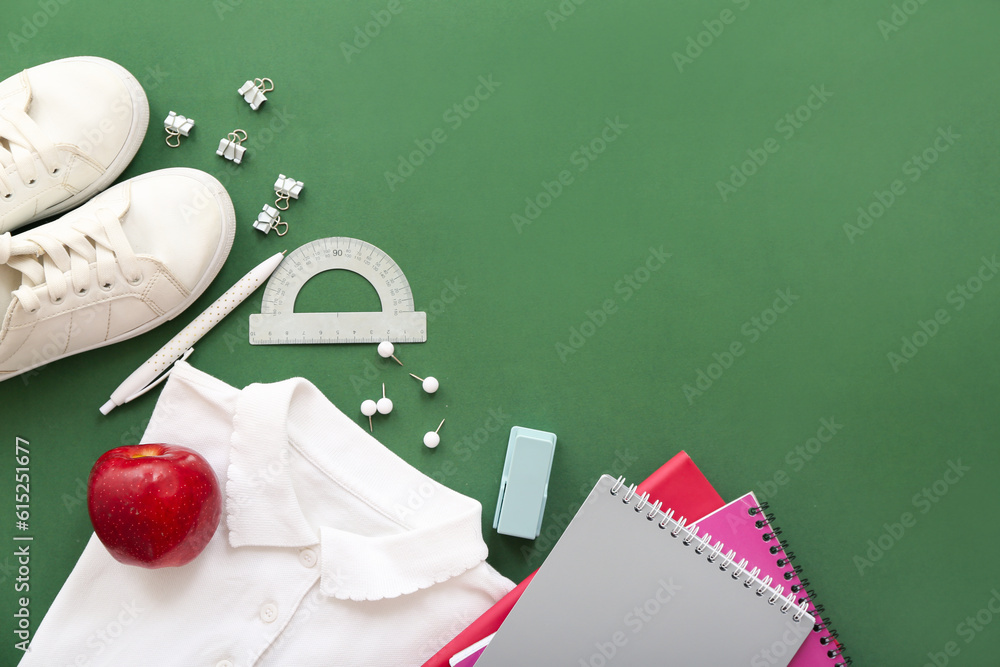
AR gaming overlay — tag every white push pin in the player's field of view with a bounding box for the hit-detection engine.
[360,399,377,432]
[164,112,194,148]
[274,174,304,211]
[217,129,247,164]
[377,383,393,415]
[409,373,439,394]
[238,77,273,110]
[378,341,403,366]
[253,204,289,236]
[423,419,445,449]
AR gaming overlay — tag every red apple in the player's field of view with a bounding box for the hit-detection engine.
[87,444,222,568]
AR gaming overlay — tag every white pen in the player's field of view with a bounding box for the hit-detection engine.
[100,251,286,415]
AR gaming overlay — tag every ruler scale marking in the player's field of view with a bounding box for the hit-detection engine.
[250,237,427,345]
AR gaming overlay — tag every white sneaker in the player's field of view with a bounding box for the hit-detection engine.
[0,168,236,382]
[0,56,149,234]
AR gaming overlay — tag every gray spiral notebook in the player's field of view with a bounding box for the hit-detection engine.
[476,475,815,667]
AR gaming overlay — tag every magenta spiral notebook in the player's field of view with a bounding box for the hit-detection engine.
[694,492,850,667]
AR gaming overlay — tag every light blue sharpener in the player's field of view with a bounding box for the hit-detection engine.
[493,426,557,540]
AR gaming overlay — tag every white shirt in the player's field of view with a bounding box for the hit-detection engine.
[20,362,514,667]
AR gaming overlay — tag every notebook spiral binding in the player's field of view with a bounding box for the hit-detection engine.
[610,477,812,623]
[748,500,853,667]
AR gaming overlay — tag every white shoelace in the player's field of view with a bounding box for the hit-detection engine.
[0,208,141,313]
[0,104,61,200]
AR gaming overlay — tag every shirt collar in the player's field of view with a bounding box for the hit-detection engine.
[223,370,489,601]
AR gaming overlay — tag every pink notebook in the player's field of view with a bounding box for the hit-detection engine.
[448,634,493,667]
[694,492,849,667]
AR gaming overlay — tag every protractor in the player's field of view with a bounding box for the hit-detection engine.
[249,237,427,345]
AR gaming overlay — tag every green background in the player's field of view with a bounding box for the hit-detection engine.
[2,0,999,664]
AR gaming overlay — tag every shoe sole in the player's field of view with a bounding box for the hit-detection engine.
[29,56,150,222]
[1,168,236,382]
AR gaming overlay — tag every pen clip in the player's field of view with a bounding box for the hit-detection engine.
[124,347,195,404]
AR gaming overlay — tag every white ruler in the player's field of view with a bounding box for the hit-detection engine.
[249,237,427,345]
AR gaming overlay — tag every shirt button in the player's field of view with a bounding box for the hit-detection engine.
[260,603,278,623]
[299,548,317,568]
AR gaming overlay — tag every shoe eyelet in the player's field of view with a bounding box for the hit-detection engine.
[51,168,60,175]
[51,296,63,304]
[100,282,114,291]
[77,288,89,296]
[128,275,143,286]
[2,194,11,200]
[26,179,36,186]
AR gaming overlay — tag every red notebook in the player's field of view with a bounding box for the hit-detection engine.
[423,451,726,667]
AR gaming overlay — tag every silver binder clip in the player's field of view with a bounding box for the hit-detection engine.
[217,129,248,164]
[273,174,304,210]
[253,204,289,236]
[238,77,273,111]
[164,112,195,148]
